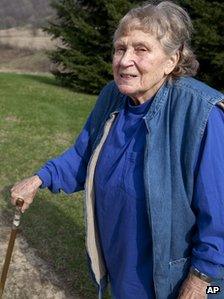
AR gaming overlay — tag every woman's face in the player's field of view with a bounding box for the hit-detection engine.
[113,30,177,104]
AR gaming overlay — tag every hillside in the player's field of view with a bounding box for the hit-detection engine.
[0,28,56,50]
[0,1,58,73]
[0,0,54,29]
[0,27,58,73]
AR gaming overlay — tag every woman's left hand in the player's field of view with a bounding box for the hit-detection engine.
[178,273,209,299]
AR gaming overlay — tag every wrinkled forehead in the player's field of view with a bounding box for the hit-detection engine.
[113,30,161,52]
[113,17,159,44]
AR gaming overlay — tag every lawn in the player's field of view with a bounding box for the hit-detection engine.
[0,72,105,298]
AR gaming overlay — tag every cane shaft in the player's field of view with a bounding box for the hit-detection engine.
[0,229,17,298]
[0,199,23,298]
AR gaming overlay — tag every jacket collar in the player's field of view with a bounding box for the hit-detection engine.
[110,80,170,120]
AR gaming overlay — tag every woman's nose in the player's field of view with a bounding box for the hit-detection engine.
[119,50,134,67]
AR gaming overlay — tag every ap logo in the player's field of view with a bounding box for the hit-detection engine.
[206,286,220,294]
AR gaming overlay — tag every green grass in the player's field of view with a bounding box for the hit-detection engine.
[0,73,110,298]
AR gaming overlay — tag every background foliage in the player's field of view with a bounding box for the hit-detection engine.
[44,0,139,94]
[45,0,224,94]
[179,0,224,90]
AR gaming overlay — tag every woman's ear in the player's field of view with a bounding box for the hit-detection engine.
[164,51,180,75]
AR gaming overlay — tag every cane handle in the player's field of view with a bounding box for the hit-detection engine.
[16,198,24,208]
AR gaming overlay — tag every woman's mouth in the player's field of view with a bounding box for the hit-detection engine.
[120,74,138,79]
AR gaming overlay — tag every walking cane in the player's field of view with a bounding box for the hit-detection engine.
[0,198,24,298]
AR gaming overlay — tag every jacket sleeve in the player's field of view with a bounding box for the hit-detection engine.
[191,105,224,279]
[36,112,93,194]
[36,81,119,194]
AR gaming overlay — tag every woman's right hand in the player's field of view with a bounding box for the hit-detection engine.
[10,175,43,213]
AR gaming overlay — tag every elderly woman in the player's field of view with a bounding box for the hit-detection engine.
[10,1,224,299]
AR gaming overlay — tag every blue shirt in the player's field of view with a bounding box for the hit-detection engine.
[37,102,224,296]
[94,97,154,298]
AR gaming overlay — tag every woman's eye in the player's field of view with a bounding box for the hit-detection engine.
[136,48,147,52]
[115,48,125,54]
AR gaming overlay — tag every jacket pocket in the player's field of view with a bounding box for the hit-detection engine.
[169,257,191,296]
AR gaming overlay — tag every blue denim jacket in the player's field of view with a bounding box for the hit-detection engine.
[38,76,224,298]
[83,77,224,299]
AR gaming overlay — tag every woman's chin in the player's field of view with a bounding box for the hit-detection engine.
[116,83,136,97]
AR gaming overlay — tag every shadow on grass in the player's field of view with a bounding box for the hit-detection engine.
[19,73,94,97]
[19,73,60,88]
[0,186,97,299]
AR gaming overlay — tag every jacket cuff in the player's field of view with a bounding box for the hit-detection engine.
[35,169,51,189]
[191,256,223,279]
